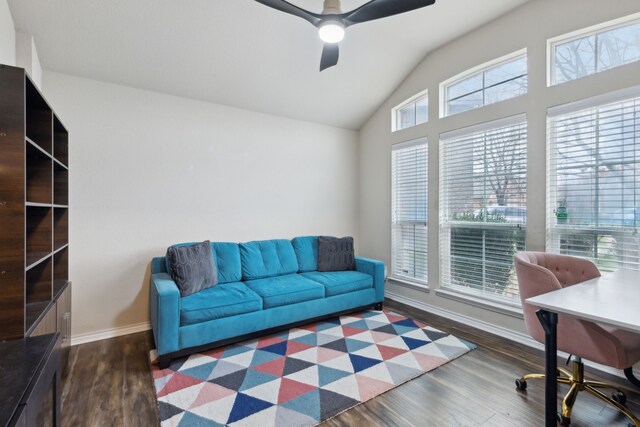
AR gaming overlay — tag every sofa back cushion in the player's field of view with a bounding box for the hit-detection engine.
[165,242,242,285]
[291,236,318,272]
[212,242,242,284]
[240,239,299,280]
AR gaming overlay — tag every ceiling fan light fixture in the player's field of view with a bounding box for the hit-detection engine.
[318,21,345,43]
[255,0,437,70]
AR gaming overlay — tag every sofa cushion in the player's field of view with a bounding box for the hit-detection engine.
[213,242,242,284]
[166,241,218,297]
[301,271,373,297]
[180,281,263,326]
[165,242,242,284]
[291,236,318,272]
[243,274,325,309]
[240,239,299,280]
[317,236,355,271]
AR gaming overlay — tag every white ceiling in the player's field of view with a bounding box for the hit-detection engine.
[8,0,528,130]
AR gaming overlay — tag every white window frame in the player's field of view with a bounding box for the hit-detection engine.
[548,12,640,86]
[439,114,527,306]
[439,49,527,118]
[546,86,640,271]
[391,138,428,286]
[391,89,428,132]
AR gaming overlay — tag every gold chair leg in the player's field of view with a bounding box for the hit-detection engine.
[585,384,640,426]
[520,372,573,382]
[585,380,613,388]
[558,367,572,378]
[521,373,546,381]
[561,383,581,419]
[517,360,639,426]
[585,380,623,392]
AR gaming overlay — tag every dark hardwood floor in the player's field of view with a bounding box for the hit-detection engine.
[60,299,640,426]
[61,330,159,426]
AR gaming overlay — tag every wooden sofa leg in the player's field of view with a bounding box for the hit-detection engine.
[374,302,383,311]
[158,354,172,370]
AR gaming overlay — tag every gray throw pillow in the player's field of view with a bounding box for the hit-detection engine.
[317,236,355,272]
[166,241,218,297]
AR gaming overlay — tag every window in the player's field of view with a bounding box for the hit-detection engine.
[440,116,527,303]
[442,51,527,117]
[391,139,428,284]
[551,14,640,85]
[392,91,428,131]
[547,92,640,271]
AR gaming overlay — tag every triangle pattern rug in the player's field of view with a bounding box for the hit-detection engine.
[151,310,476,426]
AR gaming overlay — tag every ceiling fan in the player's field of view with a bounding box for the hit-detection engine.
[255,0,437,71]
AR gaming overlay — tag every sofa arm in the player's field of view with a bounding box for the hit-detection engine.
[150,272,180,355]
[355,256,385,302]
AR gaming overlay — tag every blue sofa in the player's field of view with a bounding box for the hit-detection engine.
[150,236,385,368]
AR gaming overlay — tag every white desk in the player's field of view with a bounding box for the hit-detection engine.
[528,269,640,332]
[526,269,640,427]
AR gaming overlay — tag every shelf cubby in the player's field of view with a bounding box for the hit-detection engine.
[26,206,52,267]
[54,163,68,206]
[53,208,69,251]
[26,141,52,204]
[54,116,68,167]
[25,256,53,331]
[53,247,69,297]
[26,78,52,154]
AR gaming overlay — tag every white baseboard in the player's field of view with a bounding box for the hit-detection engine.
[386,290,539,348]
[385,290,631,380]
[70,321,151,346]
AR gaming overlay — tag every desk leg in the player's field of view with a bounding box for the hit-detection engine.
[537,309,558,427]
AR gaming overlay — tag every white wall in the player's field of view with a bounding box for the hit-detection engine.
[0,0,42,85]
[42,71,359,338]
[0,0,15,65]
[15,31,42,87]
[358,0,640,334]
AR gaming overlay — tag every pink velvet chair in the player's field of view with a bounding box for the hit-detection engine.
[514,251,640,426]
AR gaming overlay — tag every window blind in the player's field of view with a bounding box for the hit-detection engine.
[440,117,527,303]
[547,95,640,271]
[391,139,428,283]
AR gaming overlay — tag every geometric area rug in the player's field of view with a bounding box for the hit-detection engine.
[151,310,476,427]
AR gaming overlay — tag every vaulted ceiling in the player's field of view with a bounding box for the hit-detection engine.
[8,0,528,129]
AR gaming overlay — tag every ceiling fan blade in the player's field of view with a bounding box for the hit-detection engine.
[254,0,322,26]
[320,43,340,71]
[341,0,436,26]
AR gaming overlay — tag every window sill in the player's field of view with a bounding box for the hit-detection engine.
[387,277,430,293]
[435,288,523,319]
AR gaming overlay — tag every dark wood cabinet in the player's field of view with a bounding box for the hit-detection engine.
[0,334,61,427]
[10,405,26,427]
[28,302,56,337]
[55,283,72,371]
[30,283,72,372]
[0,65,71,368]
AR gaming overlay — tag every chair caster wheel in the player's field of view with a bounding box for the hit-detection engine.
[611,391,626,405]
[557,413,571,426]
[515,378,527,390]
